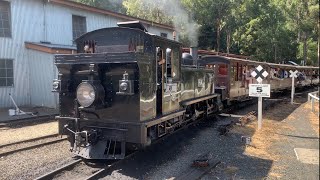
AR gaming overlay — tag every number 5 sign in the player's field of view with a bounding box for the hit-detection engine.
[249,84,271,97]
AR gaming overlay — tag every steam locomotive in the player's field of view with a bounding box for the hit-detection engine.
[52,21,319,159]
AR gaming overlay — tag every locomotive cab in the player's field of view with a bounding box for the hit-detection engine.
[198,56,231,102]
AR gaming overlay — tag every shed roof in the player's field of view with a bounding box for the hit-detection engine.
[25,42,76,54]
[48,0,175,31]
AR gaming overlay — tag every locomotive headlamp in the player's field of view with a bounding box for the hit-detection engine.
[76,81,105,108]
[77,82,96,107]
[119,82,128,91]
[52,79,61,92]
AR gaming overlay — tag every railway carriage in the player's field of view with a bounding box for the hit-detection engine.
[192,53,319,103]
[53,21,319,160]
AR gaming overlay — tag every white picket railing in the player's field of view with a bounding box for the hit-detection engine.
[308,91,319,115]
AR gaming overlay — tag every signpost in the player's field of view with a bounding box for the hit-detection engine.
[249,84,271,97]
[249,65,269,130]
[289,70,298,104]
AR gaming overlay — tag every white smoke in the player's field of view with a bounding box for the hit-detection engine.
[123,0,199,46]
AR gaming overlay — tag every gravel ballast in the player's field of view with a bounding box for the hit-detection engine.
[0,141,73,180]
[0,121,58,145]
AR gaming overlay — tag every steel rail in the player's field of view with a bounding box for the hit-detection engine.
[85,167,107,180]
[35,159,82,180]
[0,115,57,127]
[0,134,59,149]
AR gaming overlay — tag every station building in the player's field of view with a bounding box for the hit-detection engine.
[0,0,176,108]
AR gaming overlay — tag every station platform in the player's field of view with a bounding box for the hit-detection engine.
[0,106,58,123]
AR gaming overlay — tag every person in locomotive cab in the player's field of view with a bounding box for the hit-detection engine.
[158,58,165,65]
[157,48,165,65]
[245,66,251,88]
[241,66,246,88]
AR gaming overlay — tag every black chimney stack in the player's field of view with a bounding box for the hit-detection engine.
[190,47,198,66]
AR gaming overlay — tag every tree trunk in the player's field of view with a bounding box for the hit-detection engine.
[302,31,307,66]
[226,30,231,54]
[216,19,220,53]
[317,15,320,66]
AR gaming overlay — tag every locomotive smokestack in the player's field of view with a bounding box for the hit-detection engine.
[190,47,198,66]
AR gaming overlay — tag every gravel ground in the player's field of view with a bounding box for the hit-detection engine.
[304,101,319,136]
[0,121,58,145]
[0,119,71,180]
[94,91,318,180]
[261,95,319,179]
[97,102,266,180]
[0,140,73,180]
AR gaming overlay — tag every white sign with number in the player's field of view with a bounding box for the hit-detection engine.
[249,84,271,97]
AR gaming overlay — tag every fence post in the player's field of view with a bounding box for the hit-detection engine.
[311,98,314,112]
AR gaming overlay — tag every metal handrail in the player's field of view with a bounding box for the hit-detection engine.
[308,91,319,115]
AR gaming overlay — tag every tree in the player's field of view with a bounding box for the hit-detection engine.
[279,0,319,65]
[231,0,298,62]
[123,0,199,46]
[182,0,232,52]
[74,0,126,13]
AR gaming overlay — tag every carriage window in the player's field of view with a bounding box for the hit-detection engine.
[230,66,235,86]
[218,64,227,75]
[72,15,87,40]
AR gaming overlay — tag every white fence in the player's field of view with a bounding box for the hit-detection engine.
[308,91,319,115]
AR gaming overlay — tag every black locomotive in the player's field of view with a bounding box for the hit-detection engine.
[52,21,237,159]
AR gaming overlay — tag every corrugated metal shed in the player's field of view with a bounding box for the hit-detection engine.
[0,0,45,108]
[28,50,58,108]
[0,0,176,108]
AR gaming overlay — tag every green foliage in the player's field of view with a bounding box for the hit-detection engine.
[122,0,173,25]
[74,0,125,13]
[74,0,319,64]
[298,39,318,65]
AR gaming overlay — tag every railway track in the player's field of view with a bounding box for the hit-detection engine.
[32,89,315,179]
[0,115,57,129]
[34,113,215,180]
[0,134,67,157]
[35,151,138,180]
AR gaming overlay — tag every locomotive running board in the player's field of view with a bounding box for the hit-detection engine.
[180,94,219,106]
[144,110,186,128]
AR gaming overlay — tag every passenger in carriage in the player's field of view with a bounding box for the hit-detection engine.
[242,66,251,88]
[278,69,284,78]
[284,70,289,78]
[274,68,279,78]
[241,66,246,88]
[312,70,317,79]
[270,68,276,79]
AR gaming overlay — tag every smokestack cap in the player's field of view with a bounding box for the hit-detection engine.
[117,21,147,32]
